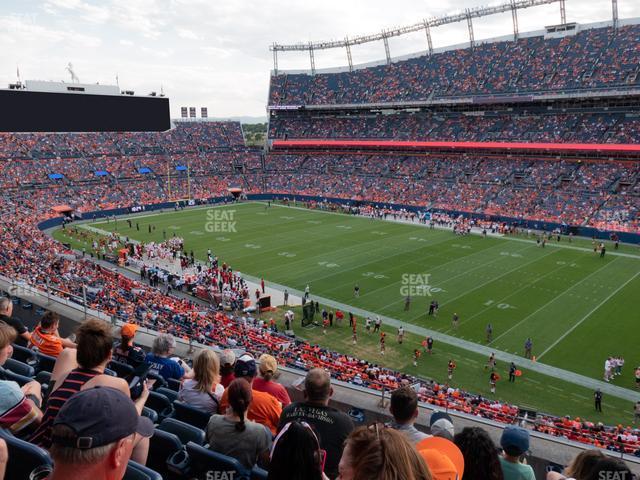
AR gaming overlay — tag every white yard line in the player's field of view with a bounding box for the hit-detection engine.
[489,258,620,345]
[537,270,640,360]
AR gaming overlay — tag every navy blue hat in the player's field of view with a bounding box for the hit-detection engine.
[500,426,530,456]
[234,353,257,378]
[52,387,154,449]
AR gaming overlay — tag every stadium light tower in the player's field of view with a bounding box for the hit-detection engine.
[559,0,566,24]
[612,0,619,30]
[272,43,279,75]
[345,37,354,72]
[466,9,476,49]
[309,42,316,75]
[511,0,520,40]
[382,30,392,64]
[423,20,434,56]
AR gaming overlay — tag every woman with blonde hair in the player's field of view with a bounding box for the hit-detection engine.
[546,449,605,480]
[337,424,432,480]
[253,353,291,406]
[178,348,224,413]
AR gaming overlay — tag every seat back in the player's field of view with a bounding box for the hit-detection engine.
[251,466,269,480]
[0,367,34,386]
[147,429,182,477]
[35,352,57,373]
[146,391,174,421]
[159,417,206,446]
[4,358,35,378]
[167,377,182,392]
[148,372,167,390]
[142,406,159,424]
[0,429,53,480]
[124,460,163,480]
[156,386,179,403]
[186,441,250,480]
[10,344,38,366]
[108,360,134,378]
[173,401,211,430]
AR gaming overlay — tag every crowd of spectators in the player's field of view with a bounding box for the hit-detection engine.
[261,153,640,232]
[269,112,640,144]
[269,24,640,106]
[2,180,640,462]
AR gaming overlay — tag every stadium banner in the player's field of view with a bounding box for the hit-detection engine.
[201,107,208,118]
[189,107,196,118]
[181,107,188,118]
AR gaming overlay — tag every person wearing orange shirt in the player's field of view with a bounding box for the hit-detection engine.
[218,354,282,435]
[29,311,76,357]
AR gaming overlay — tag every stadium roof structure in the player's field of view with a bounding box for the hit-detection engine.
[270,0,622,74]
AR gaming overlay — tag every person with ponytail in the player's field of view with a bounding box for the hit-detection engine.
[112,323,145,368]
[206,378,272,470]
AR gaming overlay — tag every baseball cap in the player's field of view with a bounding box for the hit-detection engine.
[500,426,530,456]
[430,411,454,441]
[417,436,465,480]
[259,354,278,375]
[52,387,153,449]
[234,353,257,378]
[219,349,236,366]
[121,323,138,338]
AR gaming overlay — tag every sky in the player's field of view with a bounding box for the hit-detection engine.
[0,0,639,120]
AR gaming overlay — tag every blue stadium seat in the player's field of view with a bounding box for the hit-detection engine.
[172,400,211,430]
[158,417,206,446]
[148,372,167,390]
[146,391,174,421]
[186,441,250,480]
[147,429,184,478]
[167,377,182,392]
[4,358,35,378]
[0,428,53,480]
[35,352,57,373]
[156,386,179,403]
[0,368,34,386]
[10,344,38,367]
[142,406,159,424]
[34,370,51,387]
[108,360,134,378]
[124,460,163,480]
[251,466,269,480]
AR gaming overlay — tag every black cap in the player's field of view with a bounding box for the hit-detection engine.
[52,387,154,449]
[234,353,257,378]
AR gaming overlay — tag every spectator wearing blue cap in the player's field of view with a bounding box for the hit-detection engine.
[48,386,154,480]
[499,426,535,480]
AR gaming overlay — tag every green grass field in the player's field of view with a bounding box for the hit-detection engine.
[53,202,640,424]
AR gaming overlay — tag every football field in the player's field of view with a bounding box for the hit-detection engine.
[55,201,640,423]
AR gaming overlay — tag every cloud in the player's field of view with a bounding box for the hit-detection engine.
[176,27,199,40]
[0,0,638,117]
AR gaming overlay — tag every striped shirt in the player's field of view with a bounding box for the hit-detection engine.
[30,368,100,448]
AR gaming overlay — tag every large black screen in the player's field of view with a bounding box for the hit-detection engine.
[0,90,170,132]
